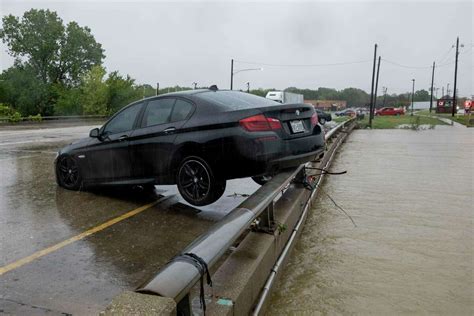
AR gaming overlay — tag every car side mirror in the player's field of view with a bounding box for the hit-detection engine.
[89,128,100,138]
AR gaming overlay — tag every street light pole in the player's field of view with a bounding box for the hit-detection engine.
[373,56,381,117]
[192,82,197,90]
[411,79,415,116]
[246,82,250,93]
[382,87,388,107]
[429,61,435,113]
[369,43,378,128]
[452,36,460,117]
[156,82,159,95]
[230,59,234,90]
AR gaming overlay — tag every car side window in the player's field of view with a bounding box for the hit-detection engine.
[143,98,176,127]
[103,102,142,135]
[170,99,193,122]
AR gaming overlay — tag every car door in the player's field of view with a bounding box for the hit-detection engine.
[129,98,194,181]
[85,101,144,183]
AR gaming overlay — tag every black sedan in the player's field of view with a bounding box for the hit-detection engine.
[55,88,326,206]
[314,109,332,125]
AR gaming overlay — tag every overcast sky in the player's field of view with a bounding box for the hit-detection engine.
[1,0,472,97]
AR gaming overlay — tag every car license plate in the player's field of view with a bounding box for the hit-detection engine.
[290,120,305,133]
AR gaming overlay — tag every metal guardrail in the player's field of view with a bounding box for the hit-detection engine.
[0,115,108,122]
[138,118,356,313]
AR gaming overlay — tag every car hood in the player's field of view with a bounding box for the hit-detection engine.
[59,137,92,154]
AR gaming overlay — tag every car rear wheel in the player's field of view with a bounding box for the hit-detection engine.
[177,156,226,206]
[56,155,82,190]
[252,175,273,186]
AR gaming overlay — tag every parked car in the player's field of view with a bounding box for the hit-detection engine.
[375,107,405,116]
[335,109,356,117]
[314,109,332,124]
[55,88,326,206]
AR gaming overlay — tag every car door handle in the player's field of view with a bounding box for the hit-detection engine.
[118,135,129,141]
[164,127,176,134]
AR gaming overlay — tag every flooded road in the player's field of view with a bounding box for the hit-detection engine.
[0,123,259,314]
[267,127,473,315]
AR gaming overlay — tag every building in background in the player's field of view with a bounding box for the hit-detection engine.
[304,100,347,111]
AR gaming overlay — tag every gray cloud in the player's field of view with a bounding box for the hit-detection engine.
[1,0,472,96]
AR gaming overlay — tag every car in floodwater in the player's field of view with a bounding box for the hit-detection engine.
[55,87,325,206]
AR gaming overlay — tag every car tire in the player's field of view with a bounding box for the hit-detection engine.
[56,155,83,190]
[177,156,226,206]
[319,118,326,125]
[251,175,273,186]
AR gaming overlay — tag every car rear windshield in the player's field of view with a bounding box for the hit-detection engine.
[196,91,278,110]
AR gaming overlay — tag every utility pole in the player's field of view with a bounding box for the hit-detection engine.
[442,86,444,97]
[447,83,450,96]
[373,56,381,116]
[230,59,234,90]
[246,82,250,93]
[156,82,159,95]
[429,61,435,113]
[193,82,197,90]
[452,37,460,117]
[369,43,378,128]
[411,79,415,116]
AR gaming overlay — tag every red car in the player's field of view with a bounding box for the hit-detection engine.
[375,107,405,116]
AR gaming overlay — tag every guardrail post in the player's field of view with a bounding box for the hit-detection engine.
[177,294,191,316]
[258,202,275,233]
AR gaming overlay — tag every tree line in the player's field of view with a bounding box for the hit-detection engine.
[0,9,432,121]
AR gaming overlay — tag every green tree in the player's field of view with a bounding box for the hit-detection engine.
[0,9,104,86]
[414,89,430,102]
[0,64,50,115]
[339,88,370,107]
[54,85,83,115]
[81,66,108,115]
[106,71,141,114]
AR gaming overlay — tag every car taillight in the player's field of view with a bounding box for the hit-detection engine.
[311,112,319,126]
[239,114,282,132]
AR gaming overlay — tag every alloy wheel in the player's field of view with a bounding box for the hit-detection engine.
[178,159,211,202]
[58,156,80,188]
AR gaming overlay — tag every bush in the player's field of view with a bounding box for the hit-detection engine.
[0,103,15,117]
[28,114,42,122]
[8,111,22,123]
[0,104,22,123]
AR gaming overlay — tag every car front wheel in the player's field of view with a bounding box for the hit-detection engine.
[319,117,326,125]
[177,156,226,206]
[56,155,83,190]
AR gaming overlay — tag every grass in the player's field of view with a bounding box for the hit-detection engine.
[416,110,474,127]
[333,116,349,123]
[358,114,447,129]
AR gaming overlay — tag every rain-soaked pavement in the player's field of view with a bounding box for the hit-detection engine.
[267,126,473,314]
[0,123,260,315]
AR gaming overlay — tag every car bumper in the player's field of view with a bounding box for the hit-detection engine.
[223,131,325,178]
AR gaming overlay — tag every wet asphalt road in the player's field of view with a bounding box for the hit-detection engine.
[0,123,260,315]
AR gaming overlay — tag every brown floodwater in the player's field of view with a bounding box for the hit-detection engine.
[267,126,473,315]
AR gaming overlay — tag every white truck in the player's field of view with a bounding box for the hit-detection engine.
[265,91,304,104]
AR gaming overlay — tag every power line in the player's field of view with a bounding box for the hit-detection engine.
[382,58,433,69]
[436,46,454,64]
[382,58,455,69]
[233,59,371,67]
